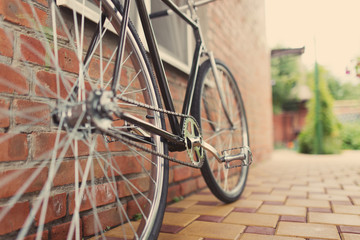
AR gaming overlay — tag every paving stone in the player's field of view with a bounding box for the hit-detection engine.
[279,215,306,223]
[332,205,360,214]
[179,221,245,239]
[341,233,360,240]
[223,212,279,228]
[162,212,199,227]
[331,200,353,205]
[240,233,305,240]
[160,225,184,234]
[276,222,340,240]
[196,215,224,223]
[308,212,360,226]
[286,199,330,208]
[228,199,263,209]
[309,193,350,201]
[185,194,221,202]
[102,221,139,239]
[246,186,273,193]
[248,194,286,202]
[327,189,360,197]
[290,186,325,193]
[307,207,332,213]
[168,200,197,209]
[244,226,275,235]
[263,201,284,205]
[271,190,307,197]
[197,201,221,206]
[158,233,202,240]
[165,207,184,213]
[182,204,234,217]
[352,198,360,205]
[339,226,360,234]
[233,207,257,213]
[258,205,306,217]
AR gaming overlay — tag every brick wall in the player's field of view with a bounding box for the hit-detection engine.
[0,0,272,238]
[165,0,273,201]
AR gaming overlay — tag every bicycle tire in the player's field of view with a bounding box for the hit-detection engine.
[0,1,167,239]
[192,59,249,203]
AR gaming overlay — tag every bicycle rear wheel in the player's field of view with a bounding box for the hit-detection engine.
[0,1,167,239]
[192,59,249,203]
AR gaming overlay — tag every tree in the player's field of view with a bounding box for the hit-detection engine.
[298,65,342,154]
[327,73,360,100]
[271,53,302,113]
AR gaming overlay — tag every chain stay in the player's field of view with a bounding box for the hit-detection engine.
[116,95,204,168]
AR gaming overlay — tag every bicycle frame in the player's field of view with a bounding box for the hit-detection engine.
[110,0,238,160]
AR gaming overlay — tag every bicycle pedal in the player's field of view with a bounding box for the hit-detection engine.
[221,146,253,169]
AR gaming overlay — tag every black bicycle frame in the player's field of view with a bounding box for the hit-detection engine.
[134,0,204,138]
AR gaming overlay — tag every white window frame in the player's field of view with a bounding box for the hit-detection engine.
[57,0,193,74]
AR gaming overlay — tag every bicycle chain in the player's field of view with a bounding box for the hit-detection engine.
[114,95,205,168]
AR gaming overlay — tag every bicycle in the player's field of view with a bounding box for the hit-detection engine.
[0,0,252,239]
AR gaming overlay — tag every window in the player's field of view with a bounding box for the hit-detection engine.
[57,0,194,73]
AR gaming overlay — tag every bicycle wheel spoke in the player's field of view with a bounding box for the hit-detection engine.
[0,1,167,239]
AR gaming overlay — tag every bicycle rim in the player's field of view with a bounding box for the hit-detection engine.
[0,0,167,239]
[193,59,249,203]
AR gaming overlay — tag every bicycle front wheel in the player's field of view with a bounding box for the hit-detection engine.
[0,1,167,239]
[192,59,250,203]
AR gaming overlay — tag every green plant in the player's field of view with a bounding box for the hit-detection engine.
[341,122,360,150]
[271,53,302,114]
[132,213,143,221]
[298,65,342,154]
[172,196,184,203]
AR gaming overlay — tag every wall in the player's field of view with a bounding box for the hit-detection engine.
[165,0,273,201]
[0,0,272,238]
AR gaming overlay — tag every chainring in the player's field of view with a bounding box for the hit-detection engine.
[182,117,204,168]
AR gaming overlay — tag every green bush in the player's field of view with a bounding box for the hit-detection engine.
[341,122,360,150]
[298,65,342,154]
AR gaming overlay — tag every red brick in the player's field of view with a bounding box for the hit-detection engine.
[192,168,202,177]
[0,0,48,29]
[126,196,149,220]
[173,166,192,182]
[196,176,207,189]
[20,35,47,65]
[0,167,48,198]
[0,63,29,94]
[167,184,181,203]
[82,205,126,237]
[88,57,115,82]
[13,99,50,126]
[107,155,144,177]
[35,70,76,99]
[23,230,49,240]
[68,182,116,214]
[51,221,82,240]
[0,98,10,128]
[0,133,28,162]
[34,0,48,7]
[58,48,79,74]
[53,158,105,187]
[0,27,13,57]
[32,132,91,160]
[0,201,29,235]
[180,179,197,196]
[34,193,66,225]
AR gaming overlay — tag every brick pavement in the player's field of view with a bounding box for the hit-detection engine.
[98,150,360,239]
[159,150,360,240]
